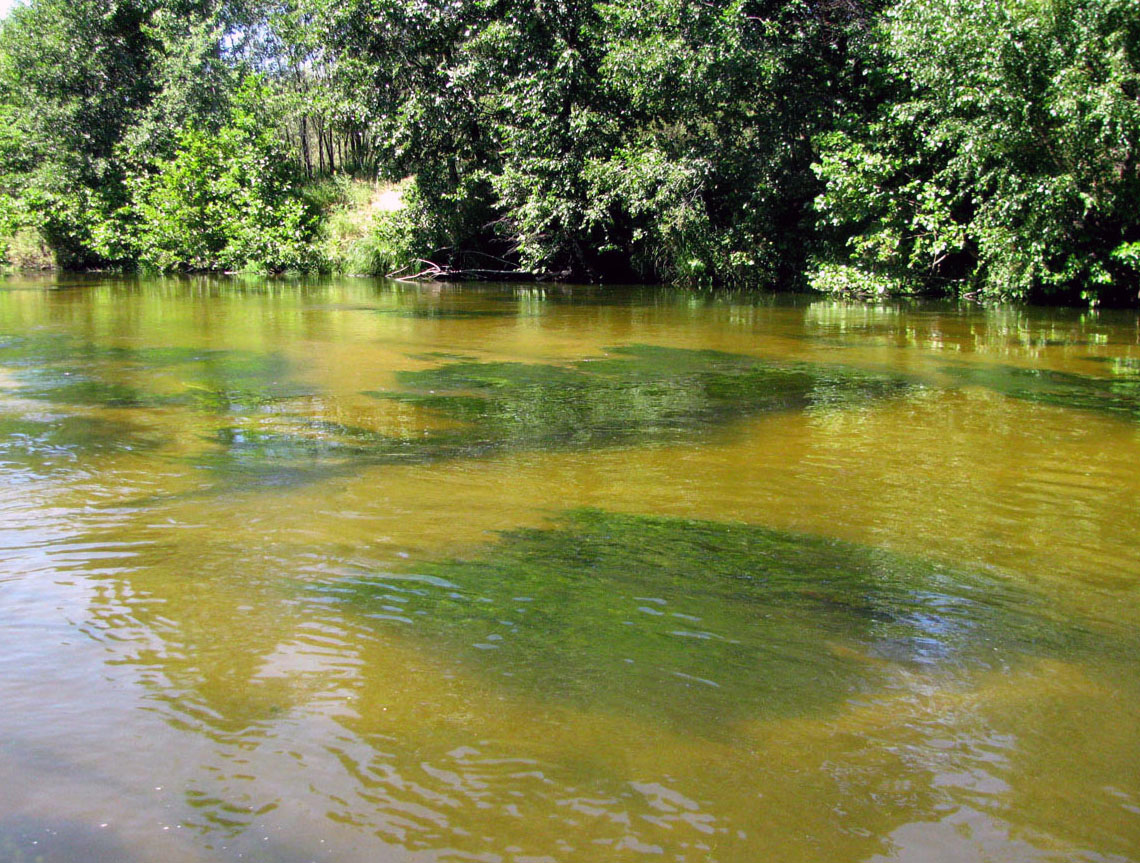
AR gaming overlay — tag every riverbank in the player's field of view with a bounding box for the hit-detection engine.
[2,0,1136,307]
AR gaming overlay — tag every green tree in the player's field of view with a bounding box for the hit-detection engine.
[305,0,880,284]
[813,0,1140,304]
[0,0,167,264]
[0,0,255,267]
[575,0,879,286]
[130,79,324,272]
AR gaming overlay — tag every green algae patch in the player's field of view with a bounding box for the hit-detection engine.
[0,413,162,465]
[190,425,385,487]
[327,510,1104,733]
[370,344,917,450]
[0,335,310,413]
[943,361,1140,422]
[193,345,918,485]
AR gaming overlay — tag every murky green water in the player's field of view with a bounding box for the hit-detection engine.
[2,275,1139,863]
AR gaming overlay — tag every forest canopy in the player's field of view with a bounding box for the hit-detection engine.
[0,0,1137,305]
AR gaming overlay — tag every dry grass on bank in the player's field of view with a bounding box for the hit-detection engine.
[312,176,409,276]
[2,227,54,270]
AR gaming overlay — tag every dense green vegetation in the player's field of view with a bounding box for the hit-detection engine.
[813,0,1140,304]
[0,0,1137,303]
[330,508,1107,730]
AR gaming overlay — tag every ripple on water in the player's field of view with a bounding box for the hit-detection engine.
[2,286,1139,863]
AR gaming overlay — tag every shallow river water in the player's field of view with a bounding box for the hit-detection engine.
[1,275,1139,863]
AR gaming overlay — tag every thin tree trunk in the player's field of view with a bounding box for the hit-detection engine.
[300,115,312,176]
[316,117,326,174]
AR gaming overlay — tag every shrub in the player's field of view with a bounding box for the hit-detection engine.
[814,0,1140,304]
[131,104,325,273]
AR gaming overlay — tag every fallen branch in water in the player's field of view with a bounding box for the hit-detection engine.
[434,267,541,282]
[387,259,542,282]
[387,259,447,282]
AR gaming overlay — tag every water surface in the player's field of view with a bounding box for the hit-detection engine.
[1,275,1138,862]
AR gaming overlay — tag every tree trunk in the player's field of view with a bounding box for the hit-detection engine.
[300,115,312,176]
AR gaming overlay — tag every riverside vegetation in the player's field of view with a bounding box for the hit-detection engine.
[0,0,1138,304]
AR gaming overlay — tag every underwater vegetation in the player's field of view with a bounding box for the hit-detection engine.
[0,335,311,474]
[325,510,1110,733]
[0,336,309,413]
[193,345,917,484]
[6,332,1140,489]
[942,360,1140,422]
[373,343,913,449]
[198,343,1140,489]
[381,344,915,442]
[0,413,161,466]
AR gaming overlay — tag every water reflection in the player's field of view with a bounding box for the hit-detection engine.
[803,300,1137,358]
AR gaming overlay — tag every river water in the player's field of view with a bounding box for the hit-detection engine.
[1,275,1138,863]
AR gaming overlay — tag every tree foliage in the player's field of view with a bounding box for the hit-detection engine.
[0,0,170,264]
[129,85,324,272]
[813,0,1140,303]
[0,0,1137,302]
[299,0,880,284]
[0,0,322,271]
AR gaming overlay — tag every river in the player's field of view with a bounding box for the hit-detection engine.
[1,275,1138,862]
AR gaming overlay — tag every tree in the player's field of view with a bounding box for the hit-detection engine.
[0,0,166,263]
[0,0,262,267]
[813,0,1140,304]
[130,79,324,272]
[303,0,881,284]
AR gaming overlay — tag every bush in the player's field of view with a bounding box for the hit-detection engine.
[808,262,914,298]
[814,0,1140,304]
[130,101,325,273]
[2,227,54,269]
[318,177,415,275]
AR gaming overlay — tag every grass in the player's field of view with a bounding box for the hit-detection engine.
[307,176,413,276]
[2,227,54,270]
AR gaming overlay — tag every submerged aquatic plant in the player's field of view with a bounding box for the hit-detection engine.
[0,413,162,466]
[0,336,311,413]
[326,510,1105,733]
[194,344,918,485]
[942,361,1140,422]
[371,344,917,449]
